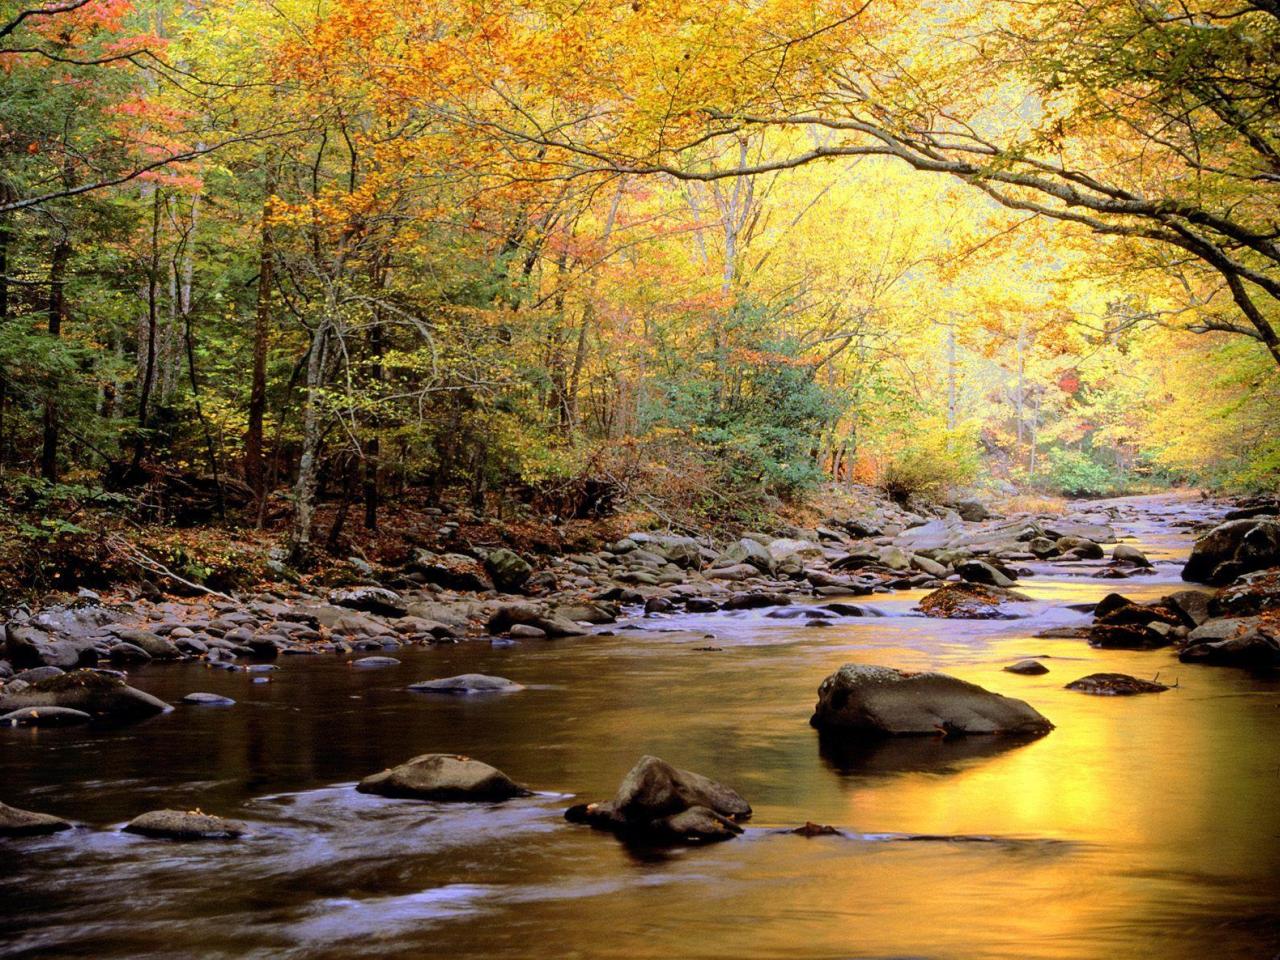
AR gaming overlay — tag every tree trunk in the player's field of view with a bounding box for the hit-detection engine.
[246,163,276,501]
[288,311,331,566]
[40,234,70,482]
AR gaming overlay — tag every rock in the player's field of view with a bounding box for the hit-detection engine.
[722,591,791,611]
[0,801,72,836]
[407,550,494,592]
[878,546,911,570]
[1183,518,1280,585]
[180,692,236,706]
[684,597,721,613]
[12,665,64,684]
[918,582,1030,619]
[1112,544,1152,567]
[646,535,703,569]
[1043,520,1115,543]
[713,538,776,574]
[4,624,98,670]
[107,642,153,664]
[329,587,407,617]
[1087,623,1173,649]
[1028,537,1059,558]
[484,548,534,593]
[1180,627,1280,669]
[1211,569,1280,618]
[790,821,842,837]
[553,602,618,624]
[1004,659,1049,675]
[644,597,675,615]
[356,753,531,801]
[1065,673,1169,696]
[704,563,759,582]
[910,554,948,578]
[956,559,1015,588]
[566,755,750,845]
[408,674,524,694]
[0,670,169,723]
[953,499,990,522]
[352,656,400,668]
[1186,618,1255,643]
[1165,590,1213,626]
[809,664,1053,738]
[115,629,183,660]
[123,809,245,840]
[1,705,93,726]
[1054,536,1104,559]
[508,624,546,639]
[823,602,870,617]
[767,538,824,564]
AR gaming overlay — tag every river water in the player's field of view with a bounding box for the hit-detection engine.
[2,494,1278,959]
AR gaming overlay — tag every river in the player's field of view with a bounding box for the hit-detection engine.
[2,493,1278,959]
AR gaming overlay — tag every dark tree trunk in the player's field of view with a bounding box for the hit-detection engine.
[40,234,70,482]
[246,165,276,500]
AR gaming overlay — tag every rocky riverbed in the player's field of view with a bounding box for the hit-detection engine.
[1,491,1278,959]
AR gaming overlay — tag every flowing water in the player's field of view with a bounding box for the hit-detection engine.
[2,493,1278,959]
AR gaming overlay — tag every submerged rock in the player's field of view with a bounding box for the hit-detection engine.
[0,801,72,836]
[1003,659,1049,675]
[1065,673,1170,696]
[357,753,531,801]
[0,670,169,723]
[407,674,524,694]
[809,664,1052,738]
[1,705,92,726]
[123,809,245,840]
[180,692,236,706]
[565,755,750,844]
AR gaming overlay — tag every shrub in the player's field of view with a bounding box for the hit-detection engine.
[878,423,981,503]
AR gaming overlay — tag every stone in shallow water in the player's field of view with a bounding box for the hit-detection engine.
[810,664,1053,738]
[180,692,236,706]
[407,674,524,694]
[351,656,400,669]
[357,753,531,801]
[1003,659,1049,676]
[0,670,169,723]
[0,801,72,836]
[1065,673,1169,696]
[123,809,245,840]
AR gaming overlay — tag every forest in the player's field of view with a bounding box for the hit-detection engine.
[0,0,1276,591]
[1,3,1279,959]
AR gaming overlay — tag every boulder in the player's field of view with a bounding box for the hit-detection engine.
[705,563,759,582]
[1027,537,1059,558]
[407,550,493,592]
[1165,590,1213,626]
[918,582,1030,619]
[1183,518,1280,585]
[0,670,169,723]
[565,755,750,845]
[408,674,524,694]
[878,546,912,571]
[123,809,245,840]
[484,548,534,593]
[1043,519,1115,543]
[953,500,990,522]
[767,538,824,564]
[1210,569,1280,618]
[1004,659,1049,675]
[956,559,1015,588]
[4,624,98,670]
[1065,673,1169,696]
[0,801,72,837]
[114,630,183,660]
[809,664,1053,737]
[1180,622,1280,669]
[1054,536,1104,560]
[329,587,407,617]
[713,538,776,574]
[1112,544,1152,567]
[646,535,703,569]
[1087,623,1173,649]
[356,753,531,801]
[352,656,400,668]
[107,642,153,664]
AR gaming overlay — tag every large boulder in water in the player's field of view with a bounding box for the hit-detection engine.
[357,753,531,801]
[1182,518,1280,585]
[0,801,72,837]
[565,755,750,844]
[4,624,98,670]
[0,669,169,723]
[809,664,1053,738]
